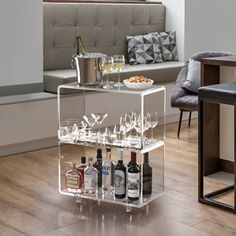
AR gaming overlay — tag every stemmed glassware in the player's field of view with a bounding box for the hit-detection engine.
[113,55,125,88]
[147,112,158,141]
[102,56,113,89]
[91,113,108,141]
[83,115,97,140]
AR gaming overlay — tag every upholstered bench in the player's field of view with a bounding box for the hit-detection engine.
[43,3,183,94]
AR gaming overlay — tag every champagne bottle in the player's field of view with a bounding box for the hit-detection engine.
[76,35,87,55]
[114,150,126,199]
[93,148,103,188]
[143,153,152,195]
[127,151,140,201]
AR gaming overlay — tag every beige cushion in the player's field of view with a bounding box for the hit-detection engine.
[108,61,184,84]
[43,3,165,70]
[44,61,183,93]
[44,69,76,93]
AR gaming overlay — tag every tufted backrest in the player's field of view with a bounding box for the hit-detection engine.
[43,3,165,70]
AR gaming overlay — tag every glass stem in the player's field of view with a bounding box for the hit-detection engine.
[151,127,154,140]
[117,70,120,87]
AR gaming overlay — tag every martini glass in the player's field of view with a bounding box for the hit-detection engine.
[83,115,97,141]
[91,113,108,142]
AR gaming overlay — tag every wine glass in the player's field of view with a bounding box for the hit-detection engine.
[148,112,158,141]
[91,113,108,141]
[102,56,113,89]
[113,55,125,88]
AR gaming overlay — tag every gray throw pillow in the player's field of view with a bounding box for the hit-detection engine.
[126,33,163,65]
[158,31,178,61]
[182,59,200,93]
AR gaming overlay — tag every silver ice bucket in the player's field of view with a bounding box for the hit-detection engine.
[72,53,105,85]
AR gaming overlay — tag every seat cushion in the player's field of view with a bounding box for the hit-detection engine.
[108,61,184,84]
[44,69,77,93]
[44,61,183,94]
[174,95,198,111]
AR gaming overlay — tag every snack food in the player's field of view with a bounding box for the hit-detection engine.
[127,76,152,83]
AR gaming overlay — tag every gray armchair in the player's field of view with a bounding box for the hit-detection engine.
[171,51,232,138]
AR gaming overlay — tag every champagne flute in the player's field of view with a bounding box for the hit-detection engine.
[113,55,125,88]
[102,56,113,89]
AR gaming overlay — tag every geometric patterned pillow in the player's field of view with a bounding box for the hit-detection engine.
[126,33,163,65]
[158,31,178,61]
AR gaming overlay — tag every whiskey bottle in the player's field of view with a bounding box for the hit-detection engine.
[127,151,140,201]
[143,152,152,195]
[77,156,87,186]
[84,157,98,194]
[114,150,126,199]
[93,148,103,188]
[76,35,87,55]
[65,162,82,192]
[102,148,115,193]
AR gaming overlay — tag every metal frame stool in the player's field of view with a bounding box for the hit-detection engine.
[199,82,236,213]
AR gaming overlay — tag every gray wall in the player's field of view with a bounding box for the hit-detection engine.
[0,0,43,87]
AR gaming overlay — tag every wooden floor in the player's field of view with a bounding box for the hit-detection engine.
[0,119,236,236]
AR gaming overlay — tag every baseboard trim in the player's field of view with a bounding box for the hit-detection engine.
[220,159,234,174]
[0,136,58,157]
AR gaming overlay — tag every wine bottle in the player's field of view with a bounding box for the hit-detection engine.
[127,151,140,201]
[93,148,103,188]
[114,150,126,199]
[143,153,152,195]
[76,35,87,55]
[65,162,82,192]
[77,156,87,187]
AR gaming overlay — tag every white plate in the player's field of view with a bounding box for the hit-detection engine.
[123,79,154,90]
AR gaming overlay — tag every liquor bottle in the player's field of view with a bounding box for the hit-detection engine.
[143,153,152,195]
[77,156,87,185]
[102,148,115,193]
[76,35,87,55]
[84,157,98,194]
[114,150,126,199]
[93,148,103,188]
[65,162,82,192]
[127,151,140,201]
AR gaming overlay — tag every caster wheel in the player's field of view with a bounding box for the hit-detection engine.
[125,205,132,213]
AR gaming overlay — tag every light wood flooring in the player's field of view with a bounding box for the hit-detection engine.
[0,119,236,236]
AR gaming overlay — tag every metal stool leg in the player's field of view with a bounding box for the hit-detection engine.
[177,110,183,139]
[188,111,192,127]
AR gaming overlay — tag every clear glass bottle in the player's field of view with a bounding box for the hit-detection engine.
[102,148,115,194]
[77,156,87,188]
[114,150,126,199]
[127,151,140,201]
[93,148,103,189]
[65,162,83,193]
[143,152,152,195]
[84,157,98,194]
